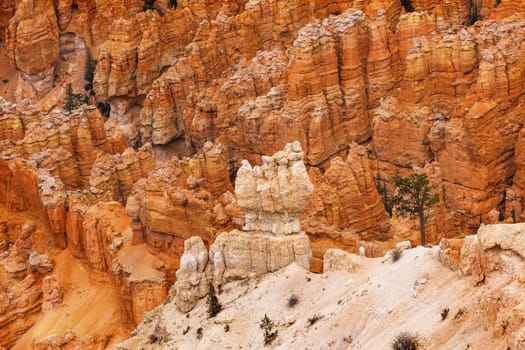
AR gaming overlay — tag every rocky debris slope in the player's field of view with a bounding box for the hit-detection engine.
[118,223,525,350]
[173,142,313,312]
[0,222,49,349]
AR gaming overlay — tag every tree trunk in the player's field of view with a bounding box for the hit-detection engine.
[418,206,426,246]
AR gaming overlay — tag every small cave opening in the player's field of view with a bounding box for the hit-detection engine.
[400,0,415,13]
[97,101,111,118]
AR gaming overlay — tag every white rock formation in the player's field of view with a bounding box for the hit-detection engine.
[235,141,313,235]
[174,237,209,313]
[173,142,313,312]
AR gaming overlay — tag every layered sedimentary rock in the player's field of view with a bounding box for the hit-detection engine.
[0,101,123,192]
[4,0,525,347]
[82,203,168,325]
[32,331,109,350]
[126,2,525,241]
[432,17,525,230]
[174,142,313,312]
[303,143,390,242]
[236,141,313,234]
[5,0,59,100]
[0,0,15,33]
[0,222,50,349]
[439,223,525,345]
[126,141,240,283]
[87,146,156,203]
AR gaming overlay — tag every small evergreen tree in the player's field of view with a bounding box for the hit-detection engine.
[206,283,222,318]
[375,173,393,216]
[84,50,97,92]
[259,314,278,346]
[116,178,125,202]
[64,83,76,114]
[169,0,177,8]
[390,173,439,246]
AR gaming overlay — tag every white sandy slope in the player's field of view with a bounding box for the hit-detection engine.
[117,246,515,350]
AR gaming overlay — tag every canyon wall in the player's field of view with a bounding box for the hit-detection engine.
[2,0,525,347]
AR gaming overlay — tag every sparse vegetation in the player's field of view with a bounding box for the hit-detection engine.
[344,335,353,344]
[116,178,125,202]
[391,247,402,262]
[182,326,190,335]
[441,307,449,320]
[206,283,222,318]
[224,324,230,332]
[84,50,97,93]
[454,308,466,320]
[307,314,323,327]
[287,294,299,308]
[260,314,278,346]
[375,173,393,216]
[148,334,158,343]
[196,327,203,340]
[150,323,168,344]
[390,173,440,246]
[2,79,8,84]
[64,83,84,113]
[169,0,177,8]
[391,332,421,350]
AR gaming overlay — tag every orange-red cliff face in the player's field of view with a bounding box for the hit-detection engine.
[2,0,525,348]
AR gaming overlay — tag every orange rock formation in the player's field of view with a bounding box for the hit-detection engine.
[2,0,525,347]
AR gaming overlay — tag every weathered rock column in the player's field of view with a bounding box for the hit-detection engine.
[174,141,314,312]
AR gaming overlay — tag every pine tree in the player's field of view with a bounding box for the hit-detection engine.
[206,283,222,318]
[84,50,97,92]
[390,173,440,246]
[64,83,76,114]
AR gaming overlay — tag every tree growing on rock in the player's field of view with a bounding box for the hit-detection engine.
[84,50,97,94]
[259,314,278,346]
[64,83,77,114]
[206,283,222,318]
[390,173,439,246]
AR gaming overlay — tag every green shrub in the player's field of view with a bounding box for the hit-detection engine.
[391,332,421,350]
[206,283,222,318]
[441,308,449,320]
[307,314,323,327]
[391,247,402,262]
[260,314,278,345]
[287,294,299,308]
